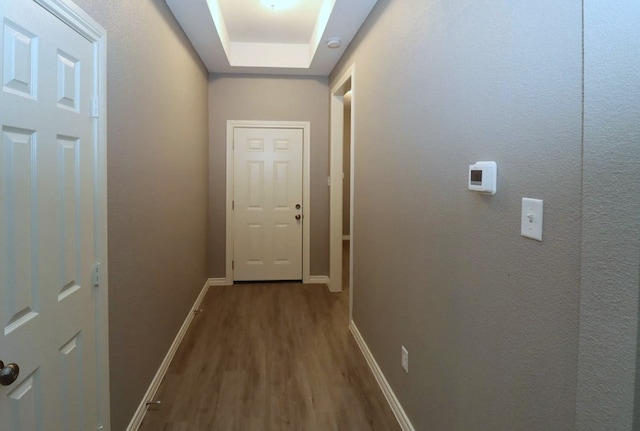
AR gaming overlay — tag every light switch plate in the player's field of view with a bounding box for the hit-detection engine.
[401,346,409,373]
[521,198,543,241]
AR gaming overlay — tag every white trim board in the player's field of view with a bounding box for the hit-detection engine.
[309,275,330,286]
[226,120,312,284]
[208,277,230,287]
[350,321,415,431]
[126,281,210,431]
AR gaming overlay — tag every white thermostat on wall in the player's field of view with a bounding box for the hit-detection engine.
[468,161,497,195]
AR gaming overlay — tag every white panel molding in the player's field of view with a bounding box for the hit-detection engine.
[208,277,230,287]
[226,120,311,285]
[350,321,415,431]
[309,275,330,286]
[126,281,210,431]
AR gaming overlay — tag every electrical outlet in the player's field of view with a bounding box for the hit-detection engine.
[401,346,409,373]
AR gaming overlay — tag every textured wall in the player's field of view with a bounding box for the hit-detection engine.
[331,1,583,429]
[208,74,330,277]
[66,1,210,429]
[576,1,640,430]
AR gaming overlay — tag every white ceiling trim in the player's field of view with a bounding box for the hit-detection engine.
[165,0,379,76]
[307,0,335,66]
[207,0,232,61]
[211,0,334,69]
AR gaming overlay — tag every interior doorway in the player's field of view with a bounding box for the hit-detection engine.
[329,65,355,318]
[226,120,311,284]
[232,127,304,281]
[343,92,352,242]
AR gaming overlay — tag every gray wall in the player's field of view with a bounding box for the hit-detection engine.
[68,1,210,430]
[331,1,585,429]
[577,1,640,430]
[208,74,330,277]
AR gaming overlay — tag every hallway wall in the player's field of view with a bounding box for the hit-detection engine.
[208,74,330,277]
[69,1,210,430]
[332,0,640,429]
[331,1,584,429]
[577,1,640,429]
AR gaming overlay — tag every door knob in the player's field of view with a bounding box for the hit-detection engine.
[295,214,301,220]
[0,361,19,386]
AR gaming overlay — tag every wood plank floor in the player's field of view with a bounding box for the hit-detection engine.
[139,242,400,431]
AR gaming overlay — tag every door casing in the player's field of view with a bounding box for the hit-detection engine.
[329,65,355,314]
[226,120,311,284]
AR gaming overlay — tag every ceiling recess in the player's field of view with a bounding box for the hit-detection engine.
[165,0,379,76]
[259,0,298,10]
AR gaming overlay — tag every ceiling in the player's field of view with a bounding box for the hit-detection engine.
[165,0,378,76]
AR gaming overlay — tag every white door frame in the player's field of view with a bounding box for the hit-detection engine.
[226,120,311,284]
[329,65,355,311]
[31,0,110,428]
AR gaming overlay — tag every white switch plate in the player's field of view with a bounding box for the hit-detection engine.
[521,198,543,241]
[401,346,409,373]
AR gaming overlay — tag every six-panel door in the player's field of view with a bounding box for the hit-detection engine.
[0,0,99,429]
[233,127,304,281]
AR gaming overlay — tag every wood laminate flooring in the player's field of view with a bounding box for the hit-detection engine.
[139,242,400,431]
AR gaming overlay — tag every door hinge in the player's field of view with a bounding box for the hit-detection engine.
[92,97,99,118]
[232,200,234,210]
[92,263,101,286]
[232,260,234,270]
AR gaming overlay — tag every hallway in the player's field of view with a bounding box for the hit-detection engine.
[30,1,638,429]
[139,243,400,430]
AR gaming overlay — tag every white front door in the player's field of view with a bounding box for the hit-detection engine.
[233,127,304,281]
[0,1,103,429]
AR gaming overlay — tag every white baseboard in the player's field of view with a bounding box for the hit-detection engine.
[308,275,330,285]
[126,280,210,431]
[342,235,351,240]
[215,277,327,286]
[349,321,415,431]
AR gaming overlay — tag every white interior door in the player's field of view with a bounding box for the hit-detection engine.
[0,0,101,429]
[233,127,304,281]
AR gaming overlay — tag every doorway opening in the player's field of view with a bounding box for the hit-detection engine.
[225,120,311,284]
[329,65,355,319]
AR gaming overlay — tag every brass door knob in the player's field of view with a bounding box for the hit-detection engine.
[295,214,301,220]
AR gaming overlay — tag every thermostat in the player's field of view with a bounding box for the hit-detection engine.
[468,161,497,195]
